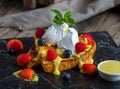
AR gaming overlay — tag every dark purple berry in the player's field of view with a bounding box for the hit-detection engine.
[7,48,15,55]
[63,50,72,58]
[38,38,46,45]
[62,73,71,81]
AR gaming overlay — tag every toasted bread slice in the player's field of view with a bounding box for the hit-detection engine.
[27,36,96,75]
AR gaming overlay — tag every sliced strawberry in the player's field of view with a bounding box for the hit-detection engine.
[6,39,24,52]
[75,42,86,53]
[17,53,32,66]
[35,28,45,38]
[18,68,34,80]
[81,34,94,45]
[83,64,97,75]
[46,48,57,61]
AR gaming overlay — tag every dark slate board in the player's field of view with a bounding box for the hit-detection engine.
[0,31,120,89]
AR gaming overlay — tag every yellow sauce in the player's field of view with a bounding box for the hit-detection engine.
[99,60,120,74]
[53,56,62,75]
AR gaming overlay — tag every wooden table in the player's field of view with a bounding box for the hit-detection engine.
[0,0,120,47]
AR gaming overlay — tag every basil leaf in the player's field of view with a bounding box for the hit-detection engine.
[51,9,62,19]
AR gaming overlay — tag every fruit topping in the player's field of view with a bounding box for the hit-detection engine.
[62,72,71,81]
[17,53,32,66]
[7,48,15,55]
[6,39,24,52]
[75,42,86,53]
[81,34,94,45]
[82,64,97,75]
[18,68,35,80]
[38,38,46,46]
[63,49,72,58]
[35,28,45,38]
[46,48,57,61]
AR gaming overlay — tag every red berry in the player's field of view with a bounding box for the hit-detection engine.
[46,48,57,61]
[83,64,97,75]
[75,42,86,53]
[81,34,94,45]
[6,39,24,52]
[17,53,32,66]
[35,28,45,38]
[18,68,34,80]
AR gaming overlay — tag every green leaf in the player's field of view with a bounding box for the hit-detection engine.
[64,11,72,19]
[65,18,76,27]
[53,15,63,24]
[51,9,62,19]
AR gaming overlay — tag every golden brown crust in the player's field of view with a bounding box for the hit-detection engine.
[27,39,96,73]
[41,41,96,73]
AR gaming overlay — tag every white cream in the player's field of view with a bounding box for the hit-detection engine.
[42,23,68,45]
[42,23,79,54]
[57,27,79,53]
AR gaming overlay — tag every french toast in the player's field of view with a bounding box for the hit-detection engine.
[27,9,96,75]
[27,35,96,75]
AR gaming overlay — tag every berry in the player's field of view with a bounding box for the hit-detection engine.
[17,53,32,66]
[6,39,24,52]
[35,28,45,38]
[82,64,97,75]
[46,48,57,61]
[7,48,15,55]
[38,38,46,45]
[75,42,86,53]
[62,73,71,81]
[18,68,35,80]
[81,34,94,45]
[63,50,72,58]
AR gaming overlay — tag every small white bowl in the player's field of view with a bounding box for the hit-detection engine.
[97,60,120,82]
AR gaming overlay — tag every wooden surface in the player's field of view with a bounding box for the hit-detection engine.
[0,0,120,47]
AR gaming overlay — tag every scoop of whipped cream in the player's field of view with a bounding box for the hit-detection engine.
[42,23,79,53]
[42,23,68,45]
[57,27,79,53]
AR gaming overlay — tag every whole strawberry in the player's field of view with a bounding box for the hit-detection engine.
[81,34,94,45]
[18,68,35,80]
[35,28,45,38]
[6,39,24,52]
[17,53,32,66]
[46,48,57,61]
[75,42,86,53]
[82,64,97,75]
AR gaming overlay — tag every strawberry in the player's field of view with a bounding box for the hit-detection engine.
[17,53,32,66]
[81,33,94,45]
[35,28,45,38]
[75,42,86,53]
[18,68,34,80]
[46,48,57,61]
[6,39,24,52]
[82,64,97,75]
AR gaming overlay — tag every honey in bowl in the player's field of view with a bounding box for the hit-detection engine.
[98,60,120,74]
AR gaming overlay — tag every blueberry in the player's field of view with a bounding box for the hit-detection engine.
[62,73,71,81]
[7,48,15,55]
[38,38,46,45]
[63,50,72,58]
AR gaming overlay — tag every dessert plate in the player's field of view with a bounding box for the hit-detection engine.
[0,31,120,89]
